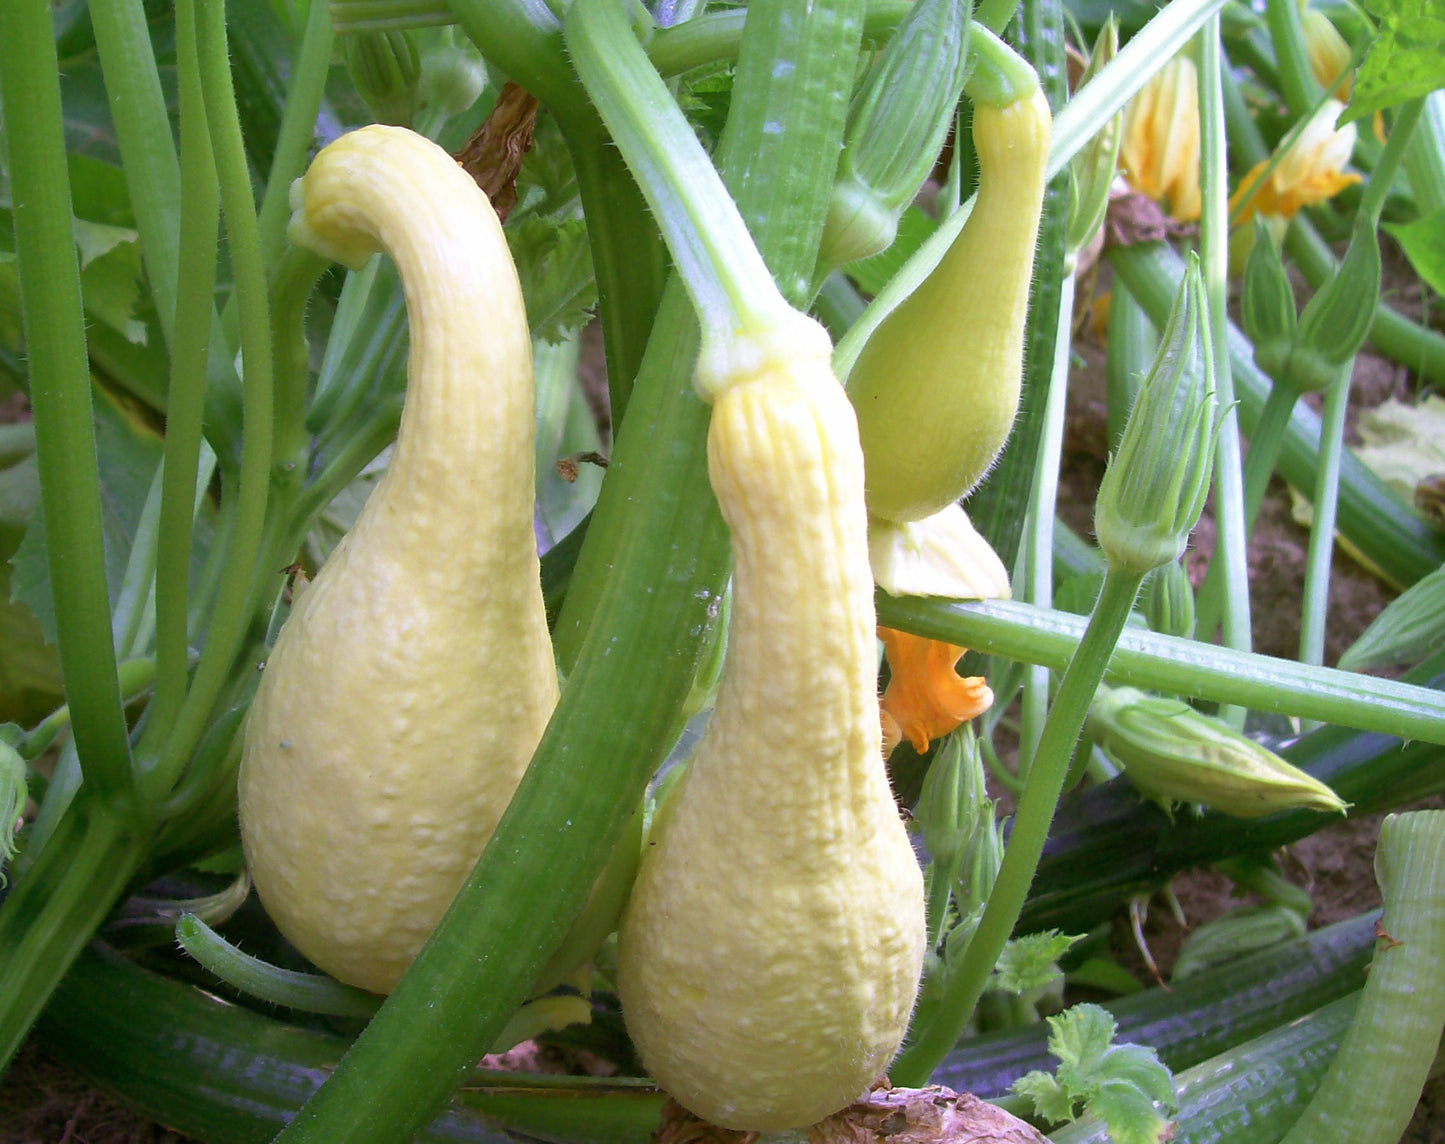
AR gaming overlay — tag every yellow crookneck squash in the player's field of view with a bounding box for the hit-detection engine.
[848,87,1052,529]
[238,125,558,995]
[617,333,927,1132]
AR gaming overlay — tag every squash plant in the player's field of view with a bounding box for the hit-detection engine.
[1,0,1445,1141]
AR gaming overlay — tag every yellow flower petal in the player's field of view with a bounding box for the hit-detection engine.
[879,627,993,754]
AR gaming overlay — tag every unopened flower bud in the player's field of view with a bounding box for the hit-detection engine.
[1095,257,1218,576]
[1065,18,1121,257]
[1142,559,1196,640]
[1302,7,1354,100]
[345,30,422,127]
[819,0,970,268]
[916,729,987,881]
[1286,207,1379,393]
[1173,903,1308,980]
[1087,685,1350,818]
[1241,218,1298,384]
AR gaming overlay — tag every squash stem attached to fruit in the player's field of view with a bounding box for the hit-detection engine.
[963,25,1039,109]
[564,0,831,399]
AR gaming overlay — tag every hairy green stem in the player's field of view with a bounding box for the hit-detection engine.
[1263,0,1323,119]
[147,0,220,749]
[893,570,1144,1084]
[0,802,149,1072]
[256,0,335,263]
[1404,91,1445,215]
[88,0,184,346]
[1195,383,1296,637]
[0,0,138,810]
[1020,272,1075,777]
[1298,364,1350,681]
[876,594,1445,743]
[149,0,276,799]
[1196,20,1251,693]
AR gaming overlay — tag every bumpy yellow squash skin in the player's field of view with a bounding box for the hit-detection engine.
[238,126,558,995]
[617,354,927,1132]
[848,89,1052,525]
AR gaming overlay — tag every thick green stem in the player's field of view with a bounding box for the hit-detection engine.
[1299,364,1350,674]
[1195,383,1296,637]
[446,0,578,117]
[273,2,862,1139]
[0,0,137,810]
[1404,90,1445,215]
[256,0,335,263]
[565,0,810,374]
[149,0,276,796]
[147,0,220,750]
[875,594,1445,743]
[0,802,149,1072]
[892,570,1144,1084]
[564,130,667,427]
[1263,0,1322,118]
[87,0,184,346]
[1019,271,1075,776]
[1196,20,1251,687]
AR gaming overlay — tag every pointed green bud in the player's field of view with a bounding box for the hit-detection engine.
[344,30,423,127]
[1241,217,1298,384]
[916,728,988,880]
[1338,562,1445,672]
[1087,685,1350,818]
[1285,208,1380,393]
[1094,257,1218,576]
[1172,903,1308,980]
[1064,18,1121,257]
[1142,559,1196,640]
[819,0,971,267]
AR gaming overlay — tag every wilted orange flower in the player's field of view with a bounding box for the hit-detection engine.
[1230,99,1361,225]
[878,627,993,754]
[1120,56,1201,222]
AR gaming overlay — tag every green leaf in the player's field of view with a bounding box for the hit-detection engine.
[1089,1082,1174,1144]
[1340,0,1445,126]
[507,216,599,346]
[1384,208,1445,298]
[0,447,63,725]
[991,928,1080,995]
[1012,1070,1077,1123]
[1011,1002,1177,1144]
[10,384,165,645]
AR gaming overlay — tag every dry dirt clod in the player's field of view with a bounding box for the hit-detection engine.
[651,1087,1048,1144]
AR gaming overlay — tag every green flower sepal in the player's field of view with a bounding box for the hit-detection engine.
[1087,685,1349,819]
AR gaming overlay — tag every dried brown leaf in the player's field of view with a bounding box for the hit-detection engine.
[454,82,540,221]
